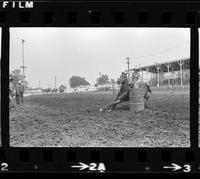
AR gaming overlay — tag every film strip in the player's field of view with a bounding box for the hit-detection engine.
[0,0,199,173]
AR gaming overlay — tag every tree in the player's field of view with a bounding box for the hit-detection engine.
[110,78,115,83]
[10,69,29,90]
[96,74,109,85]
[59,84,66,93]
[69,76,90,89]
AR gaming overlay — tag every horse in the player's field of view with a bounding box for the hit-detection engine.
[42,88,47,94]
[52,88,58,94]
[101,72,152,111]
[43,88,50,94]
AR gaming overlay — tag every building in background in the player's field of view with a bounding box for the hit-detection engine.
[127,58,190,88]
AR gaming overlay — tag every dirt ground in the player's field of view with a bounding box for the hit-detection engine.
[9,89,190,147]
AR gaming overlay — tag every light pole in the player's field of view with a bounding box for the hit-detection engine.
[125,57,131,82]
[55,76,57,89]
[20,39,27,81]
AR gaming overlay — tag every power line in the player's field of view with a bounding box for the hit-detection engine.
[12,28,22,44]
[133,40,189,60]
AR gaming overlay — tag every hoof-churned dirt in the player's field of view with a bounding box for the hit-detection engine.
[9,90,190,147]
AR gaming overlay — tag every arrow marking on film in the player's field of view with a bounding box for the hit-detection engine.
[71,162,90,170]
[163,163,182,171]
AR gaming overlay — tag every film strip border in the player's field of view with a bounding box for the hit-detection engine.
[0,148,200,172]
[0,1,200,173]
[0,1,199,26]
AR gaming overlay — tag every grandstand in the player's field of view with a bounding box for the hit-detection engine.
[127,58,190,87]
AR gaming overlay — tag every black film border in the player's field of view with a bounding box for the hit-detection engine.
[0,1,199,173]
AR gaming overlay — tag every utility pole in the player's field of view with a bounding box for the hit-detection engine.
[178,60,184,87]
[125,57,131,82]
[20,39,27,80]
[55,76,57,89]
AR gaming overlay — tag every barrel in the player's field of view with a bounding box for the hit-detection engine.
[129,87,145,112]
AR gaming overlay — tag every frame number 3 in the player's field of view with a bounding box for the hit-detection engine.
[183,165,191,172]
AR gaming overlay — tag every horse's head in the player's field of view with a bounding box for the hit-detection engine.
[117,72,128,85]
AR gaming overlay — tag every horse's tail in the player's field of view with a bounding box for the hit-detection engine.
[146,83,152,94]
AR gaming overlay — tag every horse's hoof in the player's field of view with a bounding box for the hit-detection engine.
[86,109,90,113]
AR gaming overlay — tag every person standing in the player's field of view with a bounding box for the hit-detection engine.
[15,81,25,104]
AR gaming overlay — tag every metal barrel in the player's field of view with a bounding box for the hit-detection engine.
[129,87,145,112]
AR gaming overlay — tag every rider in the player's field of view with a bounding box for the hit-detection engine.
[130,70,140,88]
[130,70,152,107]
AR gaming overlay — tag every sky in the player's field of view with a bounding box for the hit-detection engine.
[9,28,190,88]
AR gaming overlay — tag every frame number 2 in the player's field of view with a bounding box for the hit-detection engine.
[1,163,8,171]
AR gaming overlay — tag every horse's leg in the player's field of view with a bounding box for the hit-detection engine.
[102,99,121,111]
[144,92,150,109]
[109,99,123,111]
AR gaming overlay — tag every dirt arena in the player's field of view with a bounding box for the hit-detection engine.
[9,88,190,147]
